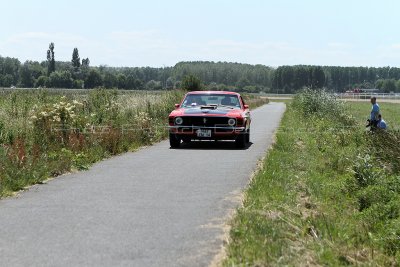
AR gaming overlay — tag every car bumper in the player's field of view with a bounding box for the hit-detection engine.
[169,125,246,140]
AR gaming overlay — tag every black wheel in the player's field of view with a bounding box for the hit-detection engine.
[235,133,246,148]
[245,129,250,143]
[169,133,181,148]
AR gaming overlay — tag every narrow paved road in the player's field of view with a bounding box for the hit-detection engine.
[0,103,285,267]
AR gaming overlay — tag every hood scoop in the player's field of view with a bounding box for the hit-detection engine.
[200,105,217,110]
[184,105,229,115]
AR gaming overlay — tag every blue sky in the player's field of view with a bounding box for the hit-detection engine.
[0,0,399,67]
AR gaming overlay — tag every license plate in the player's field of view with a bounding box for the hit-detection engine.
[196,129,211,137]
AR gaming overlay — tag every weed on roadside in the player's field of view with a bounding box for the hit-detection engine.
[224,89,400,266]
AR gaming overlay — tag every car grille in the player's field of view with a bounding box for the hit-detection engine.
[182,116,230,127]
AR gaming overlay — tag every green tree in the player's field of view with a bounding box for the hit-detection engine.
[166,77,175,89]
[382,79,396,93]
[236,77,251,88]
[85,69,102,89]
[73,79,84,89]
[47,71,73,88]
[81,58,90,68]
[145,80,162,90]
[47,42,55,75]
[0,74,14,87]
[35,75,48,87]
[71,48,81,69]
[181,74,202,91]
[19,61,45,88]
[104,72,117,88]
[375,79,384,90]
[116,73,127,89]
[126,75,137,89]
[0,56,21,84]
[19,61,34,87]
[310,66,325,89]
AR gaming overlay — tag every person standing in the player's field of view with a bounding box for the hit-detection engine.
[370,97,380,128]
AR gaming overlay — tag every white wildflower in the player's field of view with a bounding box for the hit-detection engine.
[73,100,82,105]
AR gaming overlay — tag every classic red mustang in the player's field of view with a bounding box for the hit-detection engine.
[168,91,251,148]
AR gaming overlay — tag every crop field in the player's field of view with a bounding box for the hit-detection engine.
[225,90,400,266]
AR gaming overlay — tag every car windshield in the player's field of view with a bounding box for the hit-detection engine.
[181,94,241,108]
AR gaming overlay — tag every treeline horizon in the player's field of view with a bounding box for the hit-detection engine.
[1,43,400,93]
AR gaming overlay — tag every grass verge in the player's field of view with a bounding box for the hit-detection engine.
[224,89,400,266]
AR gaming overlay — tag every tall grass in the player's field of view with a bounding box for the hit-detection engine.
[0,89,184,197]
[224,90,400,266]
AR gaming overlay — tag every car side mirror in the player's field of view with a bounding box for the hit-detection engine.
[244,104,249,109]
[174,104,180,109]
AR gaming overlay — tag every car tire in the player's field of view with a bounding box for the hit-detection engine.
[169,133,181,148]
[235,133,246,148]
[245,129,250,143]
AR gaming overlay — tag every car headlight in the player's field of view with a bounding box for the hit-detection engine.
[175,117,183,125]
[228,118,236,126]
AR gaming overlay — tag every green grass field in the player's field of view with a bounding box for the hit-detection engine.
[346,101,400,127]
[225,91,400,266]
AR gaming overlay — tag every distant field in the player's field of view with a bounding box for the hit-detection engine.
[346,101,400,127]
[271,95,400,126]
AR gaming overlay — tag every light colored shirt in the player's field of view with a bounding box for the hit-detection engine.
[370,103,379,121]
[377,119,387,129]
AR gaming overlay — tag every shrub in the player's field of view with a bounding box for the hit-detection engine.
[181,75,203,91]
[366,130,400,173]
[292,88,353,124]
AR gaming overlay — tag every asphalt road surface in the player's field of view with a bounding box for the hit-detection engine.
[0,102,286,267]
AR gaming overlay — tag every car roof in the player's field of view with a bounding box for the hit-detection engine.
[185,91,240,96]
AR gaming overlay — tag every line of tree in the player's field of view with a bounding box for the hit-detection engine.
[273,65,400,93]
[1,42,400,93]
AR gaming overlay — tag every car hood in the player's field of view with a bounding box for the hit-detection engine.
[170,107,242,117]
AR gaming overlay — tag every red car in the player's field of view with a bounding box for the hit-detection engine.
[168,91,251,148]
